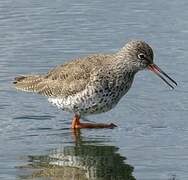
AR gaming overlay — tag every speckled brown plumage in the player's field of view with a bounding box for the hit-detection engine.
[14,54,113,97]
[14,40,177,128]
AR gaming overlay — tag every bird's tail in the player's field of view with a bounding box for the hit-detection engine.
[13,75,45,93]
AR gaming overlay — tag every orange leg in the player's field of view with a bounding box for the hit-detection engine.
[71,115,117,129]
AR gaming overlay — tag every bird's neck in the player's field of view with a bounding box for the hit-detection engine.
[113,51,138,74]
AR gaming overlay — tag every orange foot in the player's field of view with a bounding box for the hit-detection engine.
[71,115,117,129]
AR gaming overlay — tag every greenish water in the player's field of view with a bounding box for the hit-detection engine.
[0,0,187,179]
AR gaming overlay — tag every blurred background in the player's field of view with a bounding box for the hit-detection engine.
[0,0,187,179]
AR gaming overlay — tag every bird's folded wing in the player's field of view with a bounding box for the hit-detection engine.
[14,54,109,97]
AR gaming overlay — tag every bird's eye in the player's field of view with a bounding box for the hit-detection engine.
[138,53,145,60]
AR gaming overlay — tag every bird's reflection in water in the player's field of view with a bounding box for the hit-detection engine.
[17,130,136,180]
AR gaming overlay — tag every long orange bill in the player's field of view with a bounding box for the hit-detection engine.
[148,64,177,89]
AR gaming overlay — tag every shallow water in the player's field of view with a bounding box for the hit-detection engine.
[0,0,188,179]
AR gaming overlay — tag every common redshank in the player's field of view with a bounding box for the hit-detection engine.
[13,40,177,129]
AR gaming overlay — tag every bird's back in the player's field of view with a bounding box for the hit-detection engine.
[14,54,113,97]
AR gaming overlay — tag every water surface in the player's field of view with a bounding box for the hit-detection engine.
[0,0,188,179]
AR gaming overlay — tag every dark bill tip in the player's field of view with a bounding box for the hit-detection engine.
[148,64,177,89]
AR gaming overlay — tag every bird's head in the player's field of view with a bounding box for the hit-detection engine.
[118,40,177,89]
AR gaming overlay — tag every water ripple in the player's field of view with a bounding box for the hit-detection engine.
[13,115,55,120]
